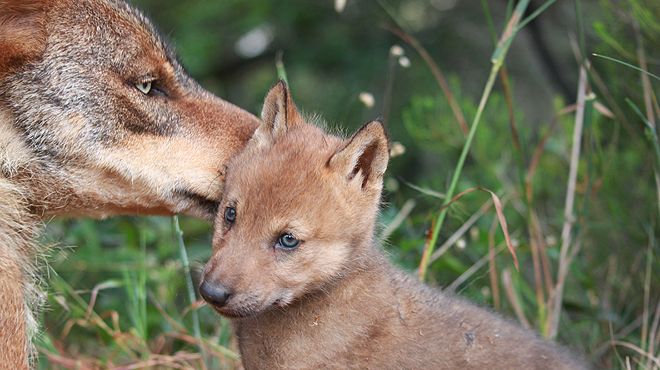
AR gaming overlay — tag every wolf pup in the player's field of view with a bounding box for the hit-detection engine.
[200,82,589,369]
[0,0,259,367]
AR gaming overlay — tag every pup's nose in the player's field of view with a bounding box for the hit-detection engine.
[199,281,232,307]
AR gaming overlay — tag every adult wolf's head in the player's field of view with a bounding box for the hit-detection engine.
[0,0,259,219]
[200,82,390,317]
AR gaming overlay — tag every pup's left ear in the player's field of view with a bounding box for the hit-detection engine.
[329,121,389,192]
[253,80,302,147]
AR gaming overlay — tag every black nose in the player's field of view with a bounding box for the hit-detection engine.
[199,281,232,307]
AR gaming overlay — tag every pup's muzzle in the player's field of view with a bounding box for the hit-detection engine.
[199,280,232,307]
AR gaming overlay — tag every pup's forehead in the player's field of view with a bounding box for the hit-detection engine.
[225,125,342,207]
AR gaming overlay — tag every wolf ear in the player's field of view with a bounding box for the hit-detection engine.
[0,0,51,75]
[254,80,302,146]
[329,121,389,192]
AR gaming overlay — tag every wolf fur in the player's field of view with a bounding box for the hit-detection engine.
[200,82,589,369]
[0,0,259,367]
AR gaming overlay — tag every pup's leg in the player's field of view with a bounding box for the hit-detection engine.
[0,247,28,369]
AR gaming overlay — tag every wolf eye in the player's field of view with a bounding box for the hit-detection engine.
[135,81,152,94]
[224,207,236,223]
[278,233,300,249]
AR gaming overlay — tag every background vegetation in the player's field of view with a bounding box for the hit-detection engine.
[37,0,659,369]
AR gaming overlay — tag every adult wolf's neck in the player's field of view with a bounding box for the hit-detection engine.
[0,107,44,367]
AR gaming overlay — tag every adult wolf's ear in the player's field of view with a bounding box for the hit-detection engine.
[254,80,302,147]
[329,121,389,192]
[0,0,51,75]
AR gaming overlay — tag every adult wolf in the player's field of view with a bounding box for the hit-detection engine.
[0,0,259,367]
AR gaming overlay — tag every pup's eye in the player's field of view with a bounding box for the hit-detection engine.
[135,81,152,94]
[278,233,300,249]
[224,206,236,223]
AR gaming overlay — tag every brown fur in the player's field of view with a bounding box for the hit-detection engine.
[201,82,590,369]
[0,0,259,367]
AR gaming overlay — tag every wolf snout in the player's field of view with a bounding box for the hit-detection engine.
[199,280,232,307]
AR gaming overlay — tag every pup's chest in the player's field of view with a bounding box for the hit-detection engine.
[235,313,377,369]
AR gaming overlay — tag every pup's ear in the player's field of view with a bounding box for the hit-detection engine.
[254,80,302,146]
[0,0,51,75]
[329,121,389,192]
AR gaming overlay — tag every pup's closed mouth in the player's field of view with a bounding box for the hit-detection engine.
[205,295,287,318]
[209,303,260,319]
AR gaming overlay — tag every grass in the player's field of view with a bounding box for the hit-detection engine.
[36,1,659,369]
[418,0,532,280]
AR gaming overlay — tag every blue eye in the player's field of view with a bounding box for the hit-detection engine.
[224,207,236,223]
[278,233,300,249]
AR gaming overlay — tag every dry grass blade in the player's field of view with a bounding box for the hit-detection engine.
[648,301,660,369]
[488,216,501,309]
[527,210,547,323]
[548,61,589,339]
[498,67,521,150]
[38,350,92,369]
[165,332,240,360]
[85,280,122,320]
[488,189,518,269]
[502,268,531,329]
[633,19,660,222]
[609,341,660,368]
[113,352,201,370]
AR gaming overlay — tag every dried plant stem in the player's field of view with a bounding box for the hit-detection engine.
[499,67,521,151]
[502,268,531,329]
[647,301,660,370]
[633,20,660,220]
[527,210,546,326]
[548,63,588,339]
[488,215,501,309]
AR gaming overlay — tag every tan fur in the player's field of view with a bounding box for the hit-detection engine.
[0,0,259,367]
[201,82,589,369]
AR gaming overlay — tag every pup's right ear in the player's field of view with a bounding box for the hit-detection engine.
[253,80,302,147]
[329,121,389,194]
[0,0,50,76]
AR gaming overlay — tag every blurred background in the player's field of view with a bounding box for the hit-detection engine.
[37,1,659,369]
